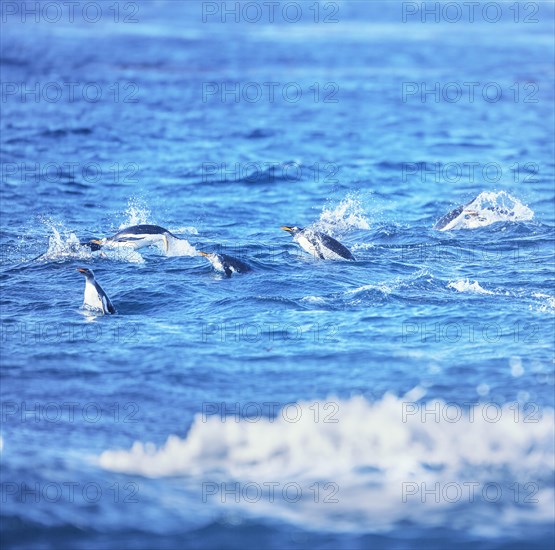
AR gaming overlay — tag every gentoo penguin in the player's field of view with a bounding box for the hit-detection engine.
[434,196,481,231]
[88,225,181,253]
[77,268,116,314]
[434,195,519,231]
[280,226,355,260]
[199,251,252,277]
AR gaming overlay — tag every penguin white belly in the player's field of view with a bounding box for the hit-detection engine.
[211,256,226,273]
[440,211,485,231]
[318,246,346,260]
[295,234,321,258]
[83,281,105,311]
[109,234,166,250]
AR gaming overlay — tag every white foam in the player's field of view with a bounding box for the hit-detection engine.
[448,279,493,295]
[97,393,554,535]
[164,237,198,257]
[36,220,93,261]
[120,197,152,228]
[438,191,534,231]
[34,220,147,263]
[346,282,392,296]
[532,293,555,314]
[300,296,327,304]
[172,226,199,236]
[312,194,370,237]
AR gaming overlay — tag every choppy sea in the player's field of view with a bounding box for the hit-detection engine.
[1,1,554,548]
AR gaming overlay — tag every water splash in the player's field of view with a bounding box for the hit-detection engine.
[311,194,371,237]
[172,226,199,236]
[119,197,152,229]
[448,279,494,295]
[164,237,198,257]
[33,219,145,263]
[532,293,555,314]
[35,220,92,261]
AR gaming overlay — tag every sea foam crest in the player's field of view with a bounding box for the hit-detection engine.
[98,393,554,534]
[448,279,494,294]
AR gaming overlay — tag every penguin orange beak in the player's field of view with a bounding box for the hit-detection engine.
[280,226,293,232]
[77,268,87,273]
[198,251,209,257]
[90,239,102,245]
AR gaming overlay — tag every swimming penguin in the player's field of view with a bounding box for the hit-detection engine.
[199,251,252,277]
[434,196,481,231]
[77,268,116,314]
[435,195,517,231]
[280,226,355,260]
[88,225,181,253]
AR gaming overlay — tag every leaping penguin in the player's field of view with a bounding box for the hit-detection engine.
[434,195,518,231]
[434,196,480,231]
[280,226,355,260]
[77,268,116,314]
[87,225,181,253]
[199,251,252,277]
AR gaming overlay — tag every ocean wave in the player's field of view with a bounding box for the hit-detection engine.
[448,279,494,295]
[98,392,554,535]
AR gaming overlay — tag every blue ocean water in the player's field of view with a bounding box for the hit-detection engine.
[1,1,554,548]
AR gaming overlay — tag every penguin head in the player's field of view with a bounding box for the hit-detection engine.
[199,251,227,274]
[280,226,302,235]
[199,251,222,267]
[77,267,95,279]
[83,239,103,252]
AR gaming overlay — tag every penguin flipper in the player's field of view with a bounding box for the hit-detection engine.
[103,295,116,314]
